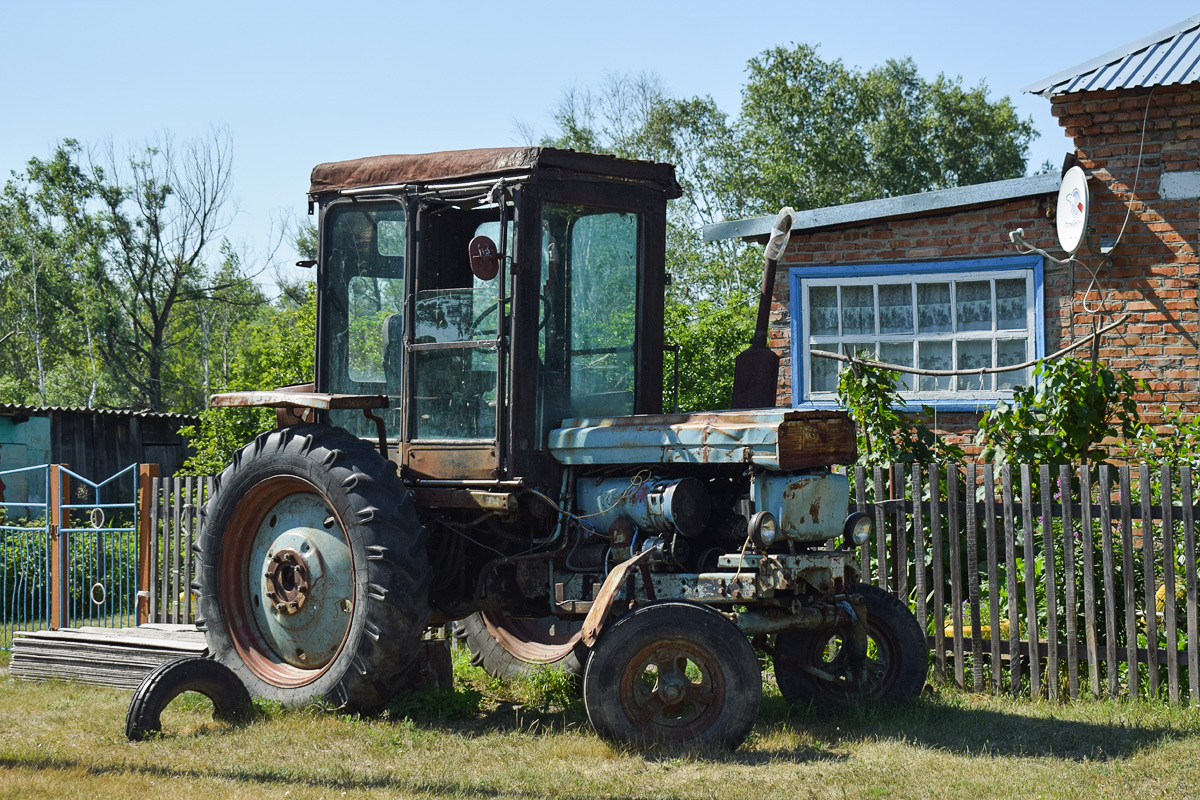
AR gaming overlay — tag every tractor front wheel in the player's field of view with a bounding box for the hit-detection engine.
[582,601,761,749]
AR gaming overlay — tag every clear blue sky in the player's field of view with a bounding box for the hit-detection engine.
[1,1,1190,289]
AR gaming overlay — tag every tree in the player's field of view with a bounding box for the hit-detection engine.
[178,283,316,476]
[0,140,109,406]
[0,131,265,414]
[531,47,1037,411]
[94,129,240,411]
[728,47,1037,214]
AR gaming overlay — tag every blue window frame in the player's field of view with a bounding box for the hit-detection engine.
[789,255,1044,411]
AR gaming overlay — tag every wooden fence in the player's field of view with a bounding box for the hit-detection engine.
[854,462,1199,704]
[144,463,1199,705]
[145,476,209,625]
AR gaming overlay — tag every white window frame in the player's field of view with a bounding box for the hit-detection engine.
[790,255,1044,410]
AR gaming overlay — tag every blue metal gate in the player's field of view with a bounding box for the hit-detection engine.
[58,463,140,631]
[0,465,51,650]
[0,463,140,650]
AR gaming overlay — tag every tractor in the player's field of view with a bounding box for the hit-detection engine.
[197,147,926,749]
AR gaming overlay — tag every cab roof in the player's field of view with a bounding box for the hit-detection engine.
[309,146,681,199]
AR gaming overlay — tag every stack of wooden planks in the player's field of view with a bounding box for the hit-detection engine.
[10,624,207,689]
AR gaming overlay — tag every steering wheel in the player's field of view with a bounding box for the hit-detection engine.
[466,294,551,337]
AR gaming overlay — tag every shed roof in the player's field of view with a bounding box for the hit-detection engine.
[0,403,197,422]
[309,147,680,198]
[703,173,1060,243]
[1023,15,1200,98]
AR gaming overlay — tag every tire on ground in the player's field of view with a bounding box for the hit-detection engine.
[195,424,431,713]
[454,612,585,680]
[774,583,927,709]
[126,656,251,741]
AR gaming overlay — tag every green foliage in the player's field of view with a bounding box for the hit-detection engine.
[836,356,963,467]
[177,286,316,475]
[1122,405,1200,468]
[977,357,1142,467]
[0,132,261,413]
[728,47,1036,214]
[664,298,753,412]
[537,52,1033,414]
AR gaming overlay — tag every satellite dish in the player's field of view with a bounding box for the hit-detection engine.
[1056,165,1089,255]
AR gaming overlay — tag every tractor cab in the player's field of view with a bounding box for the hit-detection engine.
[307,148,680,484]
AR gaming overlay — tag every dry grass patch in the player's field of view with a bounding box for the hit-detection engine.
[2,669,1199,799]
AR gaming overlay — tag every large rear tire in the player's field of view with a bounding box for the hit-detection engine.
[454,612,585,680]
[195,424,431,712]
[774,584,927,709]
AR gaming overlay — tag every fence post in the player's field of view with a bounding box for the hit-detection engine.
[48,464,68,631]
[136,464,160,626]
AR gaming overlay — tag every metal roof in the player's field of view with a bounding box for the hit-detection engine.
[703,173,1060,242]
[0,403,198,421]
[1023,15,1200,98]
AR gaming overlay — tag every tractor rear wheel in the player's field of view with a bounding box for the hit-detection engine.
[454,612,585,680]
[195,424,431,712]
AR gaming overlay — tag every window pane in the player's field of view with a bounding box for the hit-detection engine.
[415,287,499,343]
[956,280,992,332]
[810,350,839,393]
[414,348,497,439]
[878,284,913,334]
[347,277,404,383]
[996,279,1027,330]
[841,286,874,336]
[879,342,913,391]
[323,202,406,440]
[956,340,992,391]
[918,340,952,391]
[810,285,839,335]
[538,204,639,442]
[917,284,952,333]
[844,341,875,360]
[997,339,1028,389]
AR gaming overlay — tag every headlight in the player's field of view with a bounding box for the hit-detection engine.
[748,511,778,551]
[842,511,872,548]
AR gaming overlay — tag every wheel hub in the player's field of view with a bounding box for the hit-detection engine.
[265,547,310,614]
[247,492,354,671]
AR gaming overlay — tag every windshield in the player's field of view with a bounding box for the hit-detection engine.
[321,201,406,438]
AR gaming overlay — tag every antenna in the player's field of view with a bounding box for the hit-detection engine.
[1055,165,1089,255]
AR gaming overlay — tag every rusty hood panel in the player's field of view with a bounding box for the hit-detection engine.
[548,409,856,470]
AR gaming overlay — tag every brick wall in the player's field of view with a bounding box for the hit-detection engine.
[1052,84,1200,419]
[771,82,1200,448]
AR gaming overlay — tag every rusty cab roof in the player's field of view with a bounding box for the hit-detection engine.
[309,147,681,200]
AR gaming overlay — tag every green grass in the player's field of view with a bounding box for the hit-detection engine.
[2,660,1200,799]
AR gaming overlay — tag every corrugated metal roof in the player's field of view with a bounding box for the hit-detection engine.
[1023,15,1200,97]
[0,403,198,421]
[703,173,1060,243]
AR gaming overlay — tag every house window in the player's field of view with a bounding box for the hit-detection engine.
[790,255,1043,409]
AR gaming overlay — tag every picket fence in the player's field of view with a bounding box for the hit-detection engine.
[852,462,1199,704]
[145,463,1199,704]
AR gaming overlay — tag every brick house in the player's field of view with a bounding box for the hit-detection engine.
[705,15,1200,451]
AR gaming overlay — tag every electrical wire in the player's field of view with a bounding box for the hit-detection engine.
[1010,87,1155,319]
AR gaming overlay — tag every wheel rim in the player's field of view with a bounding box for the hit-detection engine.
[217,476,355,687]
[803,620,899,700]
[481,612,582,664]
[618,639,725,736]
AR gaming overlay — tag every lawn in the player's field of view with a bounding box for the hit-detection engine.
[1,651,1199,800]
